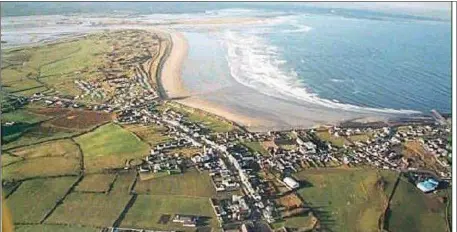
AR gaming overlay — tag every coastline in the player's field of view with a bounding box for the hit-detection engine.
[160,30,270,129]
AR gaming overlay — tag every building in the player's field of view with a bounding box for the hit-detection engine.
[416,178,439,193]
[172,214,198,227]
[283,177,299,189]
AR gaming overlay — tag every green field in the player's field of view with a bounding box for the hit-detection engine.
[1,153,24,167]
[14,225,98,232]
[5,177,77,223]
[1,35,110,98]
[47,192,131,227]
[74,123,149,172]
[348,133,372,143]
[2,109,49,124]
[165,102,234,133]
[134,169,215,197]
[3,156,80,180]
[9,139,80,158]
[242,141,269,156]
[385,178,447,232]
[1,109,50,146]
[293,168,392,232]
[110,172,136,195]
[315,130,348,147]
[75,173,117,193]
[2,123,80,151]
[120,195,218,231]
[124,124,172,146]
[271,213,317,231]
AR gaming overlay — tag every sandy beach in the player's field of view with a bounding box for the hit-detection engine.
[160,31,269,129]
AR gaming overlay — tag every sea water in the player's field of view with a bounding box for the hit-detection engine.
[181,8,451,114]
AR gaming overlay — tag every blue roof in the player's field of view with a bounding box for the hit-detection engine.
[416,178,439,192]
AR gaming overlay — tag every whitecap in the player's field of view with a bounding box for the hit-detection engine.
[222,30,421,115]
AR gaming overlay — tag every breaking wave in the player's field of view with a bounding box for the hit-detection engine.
[223,30,421,115]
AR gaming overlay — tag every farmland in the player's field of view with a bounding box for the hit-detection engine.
[3,156,80,180]
[163,102,235,133]
[385,177,447,232]
[75,174,117,193]
[15,225,98,232]
[1,153,24,167]
[4,177,77,223]
[134,169,216,197]
[123,124,172,146]
[9,139,80,158]
[271,213,318,231]
[46,192,131,227]
[120,195,219,231]
[74,123,149,172]
[1,34,110,99]
[242,141,270,156]
[315,130,348,147]
[293,168,392,232]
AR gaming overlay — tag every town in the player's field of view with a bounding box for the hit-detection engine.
[2,29,452,232]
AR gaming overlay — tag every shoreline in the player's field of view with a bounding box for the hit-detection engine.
[159,30,393,131]
[159,30,270,130]
[158,29,434,132]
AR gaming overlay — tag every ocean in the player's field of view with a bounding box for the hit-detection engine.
[1,3,452,119]
[180,8,452,115]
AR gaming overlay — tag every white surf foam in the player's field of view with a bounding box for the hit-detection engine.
[222,30,421,115]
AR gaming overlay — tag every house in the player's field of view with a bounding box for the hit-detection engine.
[172,214,198,227]
[416,178,439,193]
[283,177,299,189]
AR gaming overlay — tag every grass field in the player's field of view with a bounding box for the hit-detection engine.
[2,181,21,197]
[2,124,79,150]
[167,147,202,157]
[242,141,269,156]
[75,174,117,193]
[2,156,81,180]
[47,192,131,227]
[385,178,447,232]
[111,172,136,195]
[271,213,317,231]
[293,168,392,232]
[5,177,77,223]
[14,225,98,232]
[9,139,80,159]
[134,169,215,197]
[165,102,234,133]
[1,35,110,98]
[123,124,172,146]
[120,195,218,231]
[1,109,51,145]
[315,130,348,147]
[75,123,149,172]
[1,153,24,167]
[2,109,49,124]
